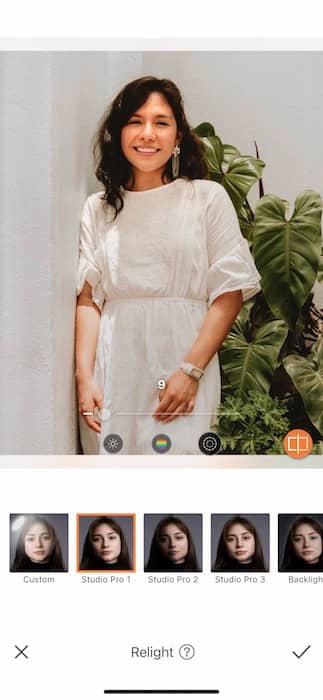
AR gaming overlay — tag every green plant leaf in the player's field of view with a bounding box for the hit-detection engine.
[198,130,265,214]
[312,442,323,454]
[318,248,323,282]
[201,135,224,174]
[238,202,254,244]
[194,122,215,137]
[283,336,323,436]
[214,391,289,454]
[223,156,265,213]
[222,144,241,170]
[220,307,288,396]
[253,191,322,329]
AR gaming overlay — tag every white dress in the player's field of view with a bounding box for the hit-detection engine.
[77,178,260,455]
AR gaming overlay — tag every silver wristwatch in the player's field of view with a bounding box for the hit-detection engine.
[180,362,205,380]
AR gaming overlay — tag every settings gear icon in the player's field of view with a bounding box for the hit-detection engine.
[103,433,123,454]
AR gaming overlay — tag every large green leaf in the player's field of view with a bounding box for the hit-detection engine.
[238,203,254,244]
[253,191,322,329]
[201,135,224,173]
[220,306,288,397]
[197,130,265,214]
[223,156,265,213]
[283,336,323,436]
[222,144,241,170]
[194,122,215,137]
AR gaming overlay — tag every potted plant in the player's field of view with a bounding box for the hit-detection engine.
[194,123,323,454]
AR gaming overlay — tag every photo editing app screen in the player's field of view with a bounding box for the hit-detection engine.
[1,45,323,700]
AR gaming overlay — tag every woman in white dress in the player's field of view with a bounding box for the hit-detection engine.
[76,76,260,455]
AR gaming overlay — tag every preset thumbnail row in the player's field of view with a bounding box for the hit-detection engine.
[9,513,323,573]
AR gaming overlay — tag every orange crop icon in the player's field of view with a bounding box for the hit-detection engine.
[283,429,313,459]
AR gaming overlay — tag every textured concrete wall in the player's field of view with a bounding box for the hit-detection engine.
[0,51,143,454]
[0,53,53,453]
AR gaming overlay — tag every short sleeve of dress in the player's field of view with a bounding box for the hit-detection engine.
[77,197,105,311]
[206,184,261,307]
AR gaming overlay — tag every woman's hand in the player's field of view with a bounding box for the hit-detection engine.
[77,376,103,434]
[153,369,199,424]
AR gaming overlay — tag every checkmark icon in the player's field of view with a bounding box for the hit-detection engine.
[292,645,311,659]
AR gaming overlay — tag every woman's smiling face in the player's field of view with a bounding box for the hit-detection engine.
[121,92,180,185]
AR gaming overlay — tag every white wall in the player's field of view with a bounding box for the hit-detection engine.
[143,52,323,204]
[0,51,143,453]
[0,53,53,453]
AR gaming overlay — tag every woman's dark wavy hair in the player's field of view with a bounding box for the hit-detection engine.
[12,515,66,572]
[280,515,323,572]
[94,76,209,218]
[145,515,199,572]
[80,516,131,570]
[213,516,266,572]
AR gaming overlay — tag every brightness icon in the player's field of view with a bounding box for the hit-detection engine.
[103,434,123,454]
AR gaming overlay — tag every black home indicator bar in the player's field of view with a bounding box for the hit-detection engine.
[104,691,220,695]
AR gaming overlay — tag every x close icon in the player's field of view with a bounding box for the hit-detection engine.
[14,645,29,659]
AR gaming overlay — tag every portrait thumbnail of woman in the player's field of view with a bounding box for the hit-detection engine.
[10,514,68,572]
[211,514,269,572]
[78,515,134,571]
[279,514,323,572]
[144,514,202,572]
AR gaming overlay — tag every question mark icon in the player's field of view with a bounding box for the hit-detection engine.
[179,644,195,660]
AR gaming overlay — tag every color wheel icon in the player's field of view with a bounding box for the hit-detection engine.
[152,434,171,453]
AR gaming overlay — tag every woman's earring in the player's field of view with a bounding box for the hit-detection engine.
[172,144,181,179]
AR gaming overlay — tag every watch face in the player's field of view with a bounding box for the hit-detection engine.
[191,368,200,379]
[181,363,201,379]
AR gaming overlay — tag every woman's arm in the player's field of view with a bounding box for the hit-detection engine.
[75,281,103,433]
[153,290,242,423]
